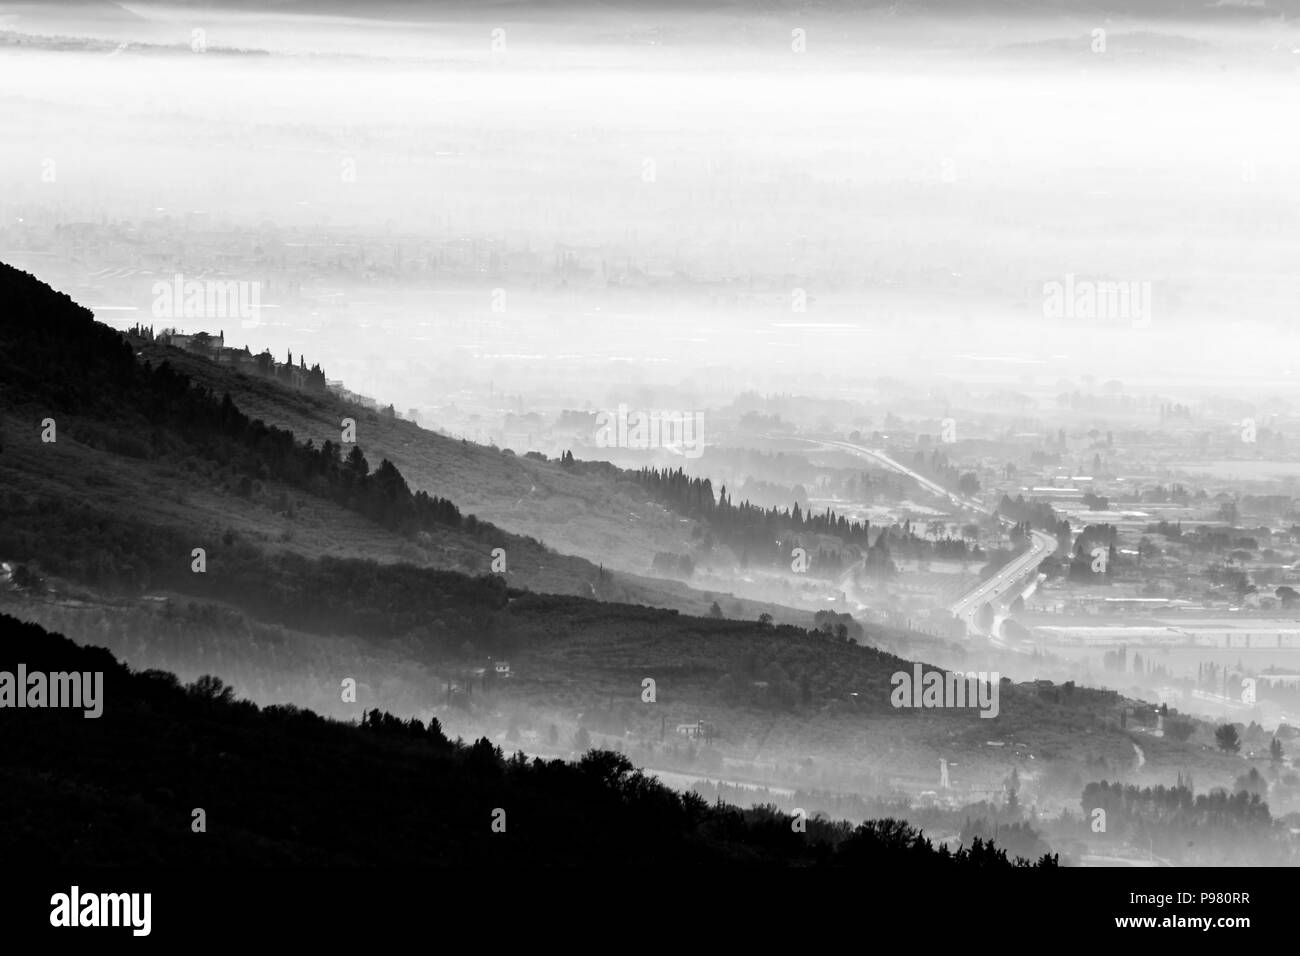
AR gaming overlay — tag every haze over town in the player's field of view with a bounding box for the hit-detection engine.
[4,0,1300,875]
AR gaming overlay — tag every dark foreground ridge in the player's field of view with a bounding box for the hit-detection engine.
[0,613,1054,867]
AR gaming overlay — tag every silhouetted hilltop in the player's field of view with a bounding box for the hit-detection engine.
[0,261,807,622]
[0,612,1055,866]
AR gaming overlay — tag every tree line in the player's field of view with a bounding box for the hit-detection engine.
[0,611,1054,867]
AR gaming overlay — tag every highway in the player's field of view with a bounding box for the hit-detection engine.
[808,438,1058,635]
[949,528,1057,621]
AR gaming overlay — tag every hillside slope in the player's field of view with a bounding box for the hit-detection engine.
[0,262,802,623]
[0,613,1056,866]
[0,262,1238,805]
[135,338,711,581]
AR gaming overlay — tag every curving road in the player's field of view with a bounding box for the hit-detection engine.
[949,528,1056,622]
[805,438,1058,634]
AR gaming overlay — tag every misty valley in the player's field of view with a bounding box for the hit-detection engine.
[0,0,1296,939]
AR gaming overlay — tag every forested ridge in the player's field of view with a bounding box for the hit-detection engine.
[561,458,988,576]
[0,261,466,538]
[0,612,1055,867]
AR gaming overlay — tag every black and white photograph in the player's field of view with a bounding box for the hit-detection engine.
[0,0,1293,938]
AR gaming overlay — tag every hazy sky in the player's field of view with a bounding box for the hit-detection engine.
[4,2,1300,404]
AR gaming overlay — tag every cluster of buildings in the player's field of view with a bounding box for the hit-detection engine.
[130,325,327,393]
